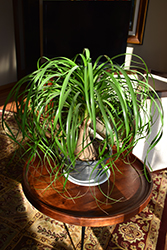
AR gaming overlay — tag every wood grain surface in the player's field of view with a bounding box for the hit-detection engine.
[22,153,153,227]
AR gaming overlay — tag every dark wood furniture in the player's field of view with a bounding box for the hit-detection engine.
[22,152,152,249]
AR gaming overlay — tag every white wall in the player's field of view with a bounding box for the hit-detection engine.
[132,0,167,171]
[0,0,166,86]
[129,0,167,73]
[0,0,17,86]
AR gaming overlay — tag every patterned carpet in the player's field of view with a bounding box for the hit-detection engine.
[0,110,167,250]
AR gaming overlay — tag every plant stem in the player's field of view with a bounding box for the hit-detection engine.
[74,118,97,161]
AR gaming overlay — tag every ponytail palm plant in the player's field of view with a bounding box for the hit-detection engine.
[2,48,163,187]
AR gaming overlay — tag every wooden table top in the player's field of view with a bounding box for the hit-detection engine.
[22,153,153,227]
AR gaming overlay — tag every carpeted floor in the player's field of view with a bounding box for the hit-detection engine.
[0,110,167,250]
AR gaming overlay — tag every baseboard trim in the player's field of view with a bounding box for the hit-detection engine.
[0,82,17,91]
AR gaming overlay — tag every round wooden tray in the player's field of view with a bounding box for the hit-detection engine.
[22,153,153,227]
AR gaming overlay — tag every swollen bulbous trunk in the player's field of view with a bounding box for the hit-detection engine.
[74,118,97,161]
